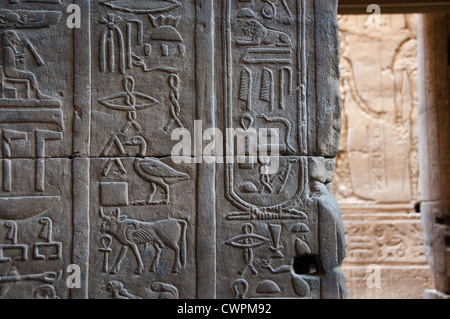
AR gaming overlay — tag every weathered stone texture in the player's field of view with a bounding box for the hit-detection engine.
[0,0,345,299]
[419,13,450,298]
[335,14,433,299]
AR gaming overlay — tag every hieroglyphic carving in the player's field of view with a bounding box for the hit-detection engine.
[99,208,187,275]
[222,0,311,221]
[335,15,419,203]
[0,27,63,129]
[98,75,159,128]
[104,280,179,299]
[216,0,345,299]
[99,235,112,273]
[235,10,292,47]
[101,0,181,14]
[35,130,63,192]
[33,217,62,261]
[126,136,190,205]
[279,66,292,110]
[335,14,432,299]
[33,284,60,299]
[0,221,27,262]
[0,217,63,263]
[344,218,428,263]
[239,67,253,111]
[150,282,179,299]
[0,0,345,298]
[2,129,27,191]
[91,1,191,159]
[0,0,78,299]
[268,224,284,258]
[0,267,61,284]
[0,10,62,29]
[233,278,249,299]
[260,67,275,111]
[0,196,60,221]
[88,0,198,299]
[105,280,142,299]
[225,223,270,276]
[99,14,125,74]
[164,73,184,132]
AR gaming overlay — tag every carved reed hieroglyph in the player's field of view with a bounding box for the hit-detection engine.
[0,0,345,298]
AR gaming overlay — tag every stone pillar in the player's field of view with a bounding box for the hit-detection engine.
[419,14,450,299]
[216,0,346,299]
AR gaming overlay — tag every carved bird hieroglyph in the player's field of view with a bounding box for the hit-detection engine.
[124,136,190,205]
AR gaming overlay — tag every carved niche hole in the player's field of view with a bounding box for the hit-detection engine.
[447,36,450,66]
[436,216,450,225]
[414,202,421,213]
[293,254,322,276]
[445,236,450,248]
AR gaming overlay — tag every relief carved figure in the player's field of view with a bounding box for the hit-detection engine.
[3,31,42,100]
[0,0,346,298]
[335,16,419,203]
[307,158,347,299]
[99,208,187,275]
[334,15,433,299]
[236,8,292,47]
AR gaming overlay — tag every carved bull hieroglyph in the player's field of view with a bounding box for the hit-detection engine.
[99,208,187,275]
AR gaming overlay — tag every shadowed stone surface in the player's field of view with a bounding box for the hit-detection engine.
[0,0,345,299]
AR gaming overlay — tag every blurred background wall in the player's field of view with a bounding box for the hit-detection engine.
[336,14,434,299]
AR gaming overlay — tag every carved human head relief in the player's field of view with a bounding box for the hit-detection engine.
[3,30,20,48]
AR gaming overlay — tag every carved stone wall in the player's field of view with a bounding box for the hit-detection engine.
[0,0,345,299]
[335,14,433,299]
[419,13,450,300]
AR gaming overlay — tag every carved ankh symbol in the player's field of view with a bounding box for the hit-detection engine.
[99,235,113,273]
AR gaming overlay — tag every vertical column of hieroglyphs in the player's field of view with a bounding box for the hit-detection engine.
[216,0,346,299]
[0,0,74,299]
[88,0,198,299]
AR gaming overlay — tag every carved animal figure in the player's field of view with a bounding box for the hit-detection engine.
[106,281,142,299]
[125,136,190,205]
[237,19,292,47]
[236,10,292,47]
[100,208,187,275]
[150,282,179,299]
